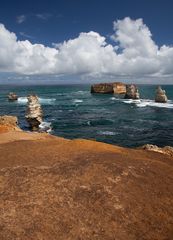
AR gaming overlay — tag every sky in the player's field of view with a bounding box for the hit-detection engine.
[0,0,173,84]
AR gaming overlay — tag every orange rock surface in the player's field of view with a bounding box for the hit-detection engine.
[0,126,173,240]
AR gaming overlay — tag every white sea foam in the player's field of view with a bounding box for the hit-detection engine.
[98,131,116,136]
[73,99,83,103]
[18,97,56,105]
[119,98,173,109]
[39,121,52,133]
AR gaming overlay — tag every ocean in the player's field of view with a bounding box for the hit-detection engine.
[0,84,173,147]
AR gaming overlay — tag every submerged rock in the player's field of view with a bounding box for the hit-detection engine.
[124,84,140,99]
[8,92,18,101]
[25,95,43,131]
[155,86,168,103]
[91,82,126,94]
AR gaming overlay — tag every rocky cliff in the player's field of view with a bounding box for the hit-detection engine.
[0,118,173,240]
[25,95,43,130]
[91,82,126,94]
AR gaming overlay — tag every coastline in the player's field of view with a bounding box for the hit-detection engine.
[0,120,173,239]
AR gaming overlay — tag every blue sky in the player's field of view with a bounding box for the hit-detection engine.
[0,0,173,84]
[1,0,173,46]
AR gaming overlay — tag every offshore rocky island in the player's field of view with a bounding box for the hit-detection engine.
[91,82,168,102]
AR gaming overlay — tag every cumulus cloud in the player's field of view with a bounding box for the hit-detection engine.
[1,17,173,79]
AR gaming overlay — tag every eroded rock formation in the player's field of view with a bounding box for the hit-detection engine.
[124,84,140,99]
[25,95,43,131]
[0,115,20,132]
[140,144,173,156]
[91,82,126,94]
[155,86,168,103]
[8,92,18,101]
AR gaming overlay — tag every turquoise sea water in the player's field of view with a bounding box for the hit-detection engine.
[0,84,173,147]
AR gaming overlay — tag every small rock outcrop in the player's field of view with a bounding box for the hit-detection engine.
[140,144,173,156]
[25,95,43,131]
[124,84,140,99]
[8,92,18,101]
[91,82,126,94]
[0,115,20,132]
[155,86,168,103]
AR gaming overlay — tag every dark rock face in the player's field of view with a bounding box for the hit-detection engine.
[155,86,168,103]
[8,92,18,101]
[25,95,43,131]
[91,82,126,94]
[124,84,140,99]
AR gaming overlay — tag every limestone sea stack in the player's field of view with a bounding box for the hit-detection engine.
[91,82,126,94]
[25,95,43,131]
[155,86,168,103]
[8,92,18,101]
[124,84,140,99]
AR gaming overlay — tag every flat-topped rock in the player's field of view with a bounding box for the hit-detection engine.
[155,86,168,103]
[91,82,126,94]
[124,84,140,99]
[25,95,43,131]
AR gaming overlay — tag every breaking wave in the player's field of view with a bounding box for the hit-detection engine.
[39,121,52,133]
[18,97,56,105]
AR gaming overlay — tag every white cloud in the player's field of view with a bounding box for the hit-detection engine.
[16,15,26,24]
[1,17,173,81]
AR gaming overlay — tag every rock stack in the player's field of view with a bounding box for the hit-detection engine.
[155,86,168,103]
[124,84,140,99]
[25,95,43,131]
[8,92,18,101]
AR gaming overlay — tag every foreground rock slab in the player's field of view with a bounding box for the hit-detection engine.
[0,127,173,240]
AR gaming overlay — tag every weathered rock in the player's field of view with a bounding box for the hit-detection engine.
[113,82,126,94]
[0,115,20,132]
[25,95,43,131]
[140,144,173,156]
[8,92,18,101]
[155,86,168,103]
[91,83,114,94]
[0,135,173,239]
[91,82,126,94]
[124,84,140,99]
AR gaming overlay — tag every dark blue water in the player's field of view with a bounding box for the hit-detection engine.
[0,84,173,147]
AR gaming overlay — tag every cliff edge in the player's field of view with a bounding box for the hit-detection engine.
[0,117,173,240]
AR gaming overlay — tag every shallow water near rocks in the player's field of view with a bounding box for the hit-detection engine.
[0,84,173,147]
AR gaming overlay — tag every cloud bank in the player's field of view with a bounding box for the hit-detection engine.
[1,17,173,79]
